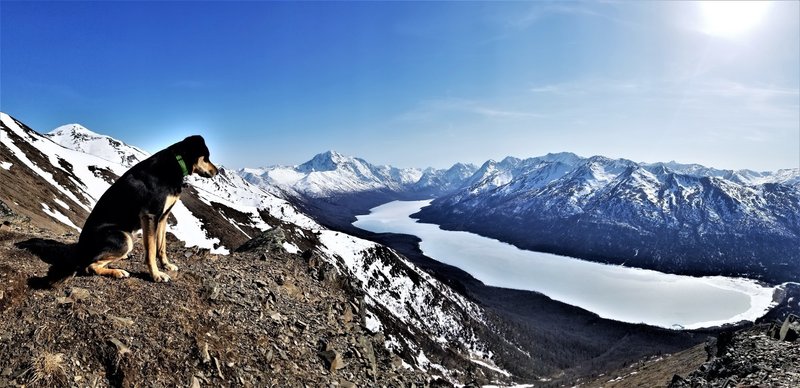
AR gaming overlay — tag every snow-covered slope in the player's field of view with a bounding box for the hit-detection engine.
[0,113,229,253]
[1,112,515,382]
[47,124,149,167]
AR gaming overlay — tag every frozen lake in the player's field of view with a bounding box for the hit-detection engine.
[353,200,777,329]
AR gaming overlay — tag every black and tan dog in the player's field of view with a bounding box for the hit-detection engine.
[76,135,217,282]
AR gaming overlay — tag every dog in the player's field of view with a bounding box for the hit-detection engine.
[76,135,218,283]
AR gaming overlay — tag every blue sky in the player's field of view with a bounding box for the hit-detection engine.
[1,1,798,171]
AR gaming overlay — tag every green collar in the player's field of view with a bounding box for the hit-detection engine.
[175,154,189,177]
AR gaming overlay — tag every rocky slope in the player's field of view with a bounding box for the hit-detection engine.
[0,219,493,387]
[669,324,800,387]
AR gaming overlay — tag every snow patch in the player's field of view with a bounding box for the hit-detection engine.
[364,309,383,333]
[470,358,511,377]
[53,198,70,210]
[41,203,80,231]
[282,241,300,254]
[0,161,11,170]
[168,201,229,254]
[384,335,403,353]
[415,349,449,376]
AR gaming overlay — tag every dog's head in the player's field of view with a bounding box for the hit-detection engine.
[173,135,218,178]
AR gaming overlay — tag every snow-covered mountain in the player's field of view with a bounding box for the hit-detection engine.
[238,151,478,232]
[415,153,800,285]
[242,147,799,284]
[241,150,477,199]
[414,162,480,193]
[46,123,149,167]
[0,112,524,383]
[644,160,800,186]
[239,149,799,285]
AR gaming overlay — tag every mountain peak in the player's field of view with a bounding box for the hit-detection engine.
[500,156,521,167]
[297,150,355,172]
[49,123,99,138]
[46,123,149,167]
[541,152,582,165]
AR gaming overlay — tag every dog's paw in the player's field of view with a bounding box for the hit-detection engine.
[112,269,130,279]
[152,271,171,283]
[163,263,179,272]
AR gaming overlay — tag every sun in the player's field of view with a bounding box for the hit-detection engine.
[698,1,772,38]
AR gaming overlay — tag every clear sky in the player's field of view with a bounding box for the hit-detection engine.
[1,1,798,171]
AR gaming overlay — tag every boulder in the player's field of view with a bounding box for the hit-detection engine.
[236,228,287,253]
[779,314,799,342]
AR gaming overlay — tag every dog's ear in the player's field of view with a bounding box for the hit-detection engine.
[183,135,205,143]
[182,135,206,147]
[181,135,210,157]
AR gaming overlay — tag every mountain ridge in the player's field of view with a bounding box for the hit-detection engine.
[414,153,800,285]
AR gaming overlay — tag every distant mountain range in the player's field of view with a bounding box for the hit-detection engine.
[237,151,479,234]
[416,153,800,284]
[243,149,800,285]
[240,150,478,198]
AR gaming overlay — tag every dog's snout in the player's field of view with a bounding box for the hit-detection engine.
[197,159,218,178]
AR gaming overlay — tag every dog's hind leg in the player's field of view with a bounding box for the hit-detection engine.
[156,216,178,271]
[87,231,133,279]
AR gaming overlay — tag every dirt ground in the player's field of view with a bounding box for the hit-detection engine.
[574,344,707,388]
[0,221,446,387]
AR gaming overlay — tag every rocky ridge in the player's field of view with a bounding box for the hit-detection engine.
[0,219,509,387]
[668,322,800,387]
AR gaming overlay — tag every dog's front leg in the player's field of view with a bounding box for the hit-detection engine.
[142,214,170,283]
[156,216,178,271]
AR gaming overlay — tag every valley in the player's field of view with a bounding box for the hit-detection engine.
[353,200,777,329]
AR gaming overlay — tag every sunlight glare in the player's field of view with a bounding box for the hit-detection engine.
[699,1,771,38]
